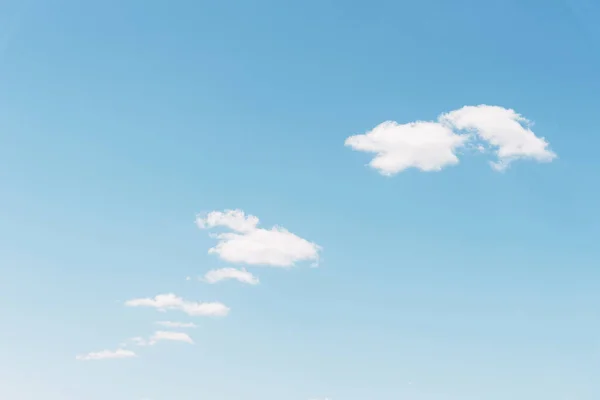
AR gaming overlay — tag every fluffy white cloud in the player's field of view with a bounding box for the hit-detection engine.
[75,348,136,361]
[345,104,556,174]
[345,120,468,174]
[155,321,197,328]
[440,105,556,170]
[196,209,321,267]
[131,331,194,346]
[203,267,259,285]
[197,209,259,233]
[125,293,230,317]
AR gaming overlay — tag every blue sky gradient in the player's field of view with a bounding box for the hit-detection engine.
[1,0,599,399]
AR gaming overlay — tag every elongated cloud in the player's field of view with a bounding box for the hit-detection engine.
[440,105,556,170]
[203,267,259,285]
[155,321,197,328]
[196,209,321,267]
[132,331,194,346]
[345,104,556,174]
[75,348,136,361]
[125,293,230,317]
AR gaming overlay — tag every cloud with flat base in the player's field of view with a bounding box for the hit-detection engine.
[196,209,321,267]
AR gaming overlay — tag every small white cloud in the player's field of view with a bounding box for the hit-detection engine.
[75,348,136,361]
[346,105,556,174]
[196,209,321,267]
[202,267,259,285]
[152,331,194,344]
[345,120,468,175]
[155,321,197,328]
[440,105,556,170]
[197,209,259,232]
[125,293,230,317]
[132,331,194,346]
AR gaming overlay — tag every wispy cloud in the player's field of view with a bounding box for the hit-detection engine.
[155,321,197,328]
[75,348,136,361]
[131,331,194,346]
[125,293,230,317]
[202,267,259,285]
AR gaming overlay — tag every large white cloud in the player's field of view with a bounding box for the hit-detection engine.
[345,105,556,174]
[440,105,556,170]
[75,348,136,361]
[131,331,194,346]
[202,267,259,285]
[196,209,321,267]
[345,120,468,174]
[125,293,230,317]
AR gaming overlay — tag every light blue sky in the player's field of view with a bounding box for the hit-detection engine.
[1,0,599,399]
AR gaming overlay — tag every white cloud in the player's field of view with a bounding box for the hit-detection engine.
[345,105,556,174]
[75,348,136,361]
[197,209,259,233]
[151,331,194,344]
[202,267,259,285]
[155,321,197,328]
[440,105,556,170]
[131,331,194,346]
[196,209,321,267]
[125,293,230,317]
[345,120,468,175]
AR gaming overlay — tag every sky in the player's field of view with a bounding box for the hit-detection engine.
[1,0,599,399]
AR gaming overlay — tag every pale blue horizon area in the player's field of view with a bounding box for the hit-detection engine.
[1,1,599,399]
